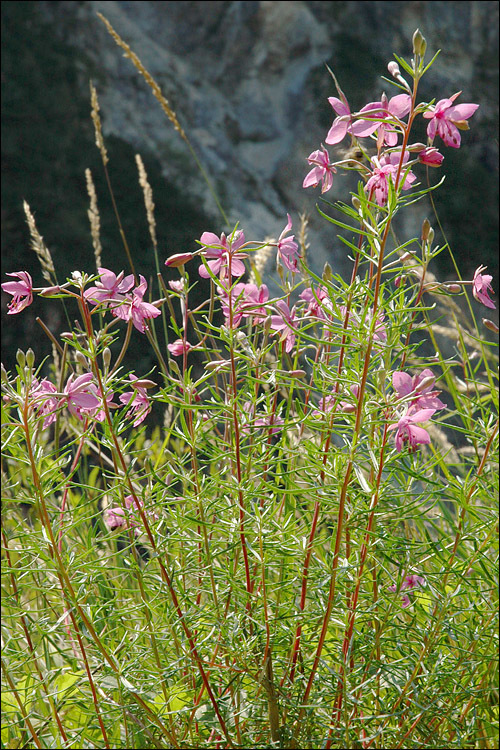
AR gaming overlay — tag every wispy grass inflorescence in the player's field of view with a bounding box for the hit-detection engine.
[89,82,109,166]
[135,154,157,253]
[96,13,186,141]
[23,200,56,285]
[85,168,102,270]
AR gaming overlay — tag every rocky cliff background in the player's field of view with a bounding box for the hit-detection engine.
[2,0,498,367]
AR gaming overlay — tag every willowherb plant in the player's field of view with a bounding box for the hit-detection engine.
[2,27,498,750]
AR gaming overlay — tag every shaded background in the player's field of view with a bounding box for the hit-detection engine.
[2,0,498,370]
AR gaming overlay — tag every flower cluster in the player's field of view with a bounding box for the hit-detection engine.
[30,373,105,427]
[302,71,478,207]
[103,494,158,536]
[85,269,161,333]
[388,369,446,452]
[388,573,426,608]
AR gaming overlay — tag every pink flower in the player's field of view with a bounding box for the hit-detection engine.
[325,96,355,145]
[2,271,33,314]
[312,394,339,417]
[365,150,417,206]
[119,374,154,426]
[355,93,412,147]
[112,276,162,333]
[303,145,336,193]
[392,369,446,413]
[418,147,444,167]
[30,378,59,428]
[198,230,247,280]
[269,300,298,353]
[61,373,101,421]
[240,402,284,435]
[84,268,134,307]
[300,285,332,320]
[423,92,479,148]
[167,339,192,357]
[103,494,158,535]
[168,279,186,293]
[277,215,300,272]
[218,282,269,327]
[91,385,116,423]
[402,574,426,591]
[472,266,496,309]
[388,408,436,452]
[389,573,426,607]
[312,384,359,418]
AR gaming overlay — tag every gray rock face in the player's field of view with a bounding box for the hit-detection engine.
[7,1,500,289]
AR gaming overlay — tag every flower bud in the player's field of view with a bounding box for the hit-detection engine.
[26,349,35,368]
[39,285,62,296]
[341,403,356,414]
[388,61,401,78]
[322,262,333,282]
[1,363,9,384]
[75,351,89,369]
[16,349,26,368]
[132,378,157,389]
[412,29,427,57]
[444,284,461,293]
[351,196,361,211]
[421,219,431,242]
[413,375,435,393]
[482,318,499,334]
[418,147,444,167]
[102,347,112,370]
[165,252,194,268]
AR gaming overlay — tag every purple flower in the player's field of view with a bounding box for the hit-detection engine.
[423,92,479,148]
[392,369,446,413]
[277,215,300,272]
[2,271,33,314]
[198,230,247,281]
[472,266,496,309]
[84,267,134,308]
[303,145,336,193]
[388,408,436,452]
[119,374,154,426]
[365,150,417,206]
[269,300,298,353]
[112,276,162,333]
